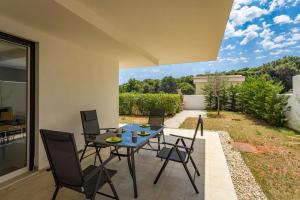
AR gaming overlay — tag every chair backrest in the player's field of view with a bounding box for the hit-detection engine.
[190,115,204,151]
[148,108,165,126]
[80,110,100,135]
[40,129,83,188]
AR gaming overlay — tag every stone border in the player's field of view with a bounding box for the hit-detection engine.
[218,131,267,200]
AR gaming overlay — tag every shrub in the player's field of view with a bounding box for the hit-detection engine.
[238,76,289,126]
[119,93,182,116]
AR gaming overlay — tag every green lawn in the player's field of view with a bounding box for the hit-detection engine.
[180,111,300,200]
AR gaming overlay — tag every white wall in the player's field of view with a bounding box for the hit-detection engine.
[0,15,119,169]
[183,95,206,110]
[286,75,300,132]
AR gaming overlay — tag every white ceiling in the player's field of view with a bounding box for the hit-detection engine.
[0,0,233,68]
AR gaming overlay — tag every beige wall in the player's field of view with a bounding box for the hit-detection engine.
[0,15,119,169]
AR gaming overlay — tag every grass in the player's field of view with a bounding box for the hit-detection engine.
[119,115,148,124]
[180,111,300,200]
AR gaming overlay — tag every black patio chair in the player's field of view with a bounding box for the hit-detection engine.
[141,108,166,154]
[80,110,121,164]
[153,115,203,193]
[40,129,119,200]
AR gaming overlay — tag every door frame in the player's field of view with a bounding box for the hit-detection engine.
[0,31,36,171]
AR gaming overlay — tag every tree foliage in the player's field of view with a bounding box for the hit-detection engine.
[119,75,195,95]
[222,56,300,92]
[203,75,228,115]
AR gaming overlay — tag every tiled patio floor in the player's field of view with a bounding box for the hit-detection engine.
[0,129,237,200]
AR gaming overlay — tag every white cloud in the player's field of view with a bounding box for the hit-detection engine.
[269,0,287,12]
[292,0,300,7]
[259,0,268,5]
[222,44,236,50]
[225,23,260,39]
[233,0,253,9]
[259,28,274,40]
[291,28,299,33]
[273,15,293,24]
[261,39,275,49]
[289,33,300,41]
[270,49,290,55]
[230,6,268,26]
[295,14,300,23]
[255,49,263,53]
[240,31,258,45]
[274,35,285,43]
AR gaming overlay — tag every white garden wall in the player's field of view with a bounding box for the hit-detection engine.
[183,95,206,110]
[286,75,300,132]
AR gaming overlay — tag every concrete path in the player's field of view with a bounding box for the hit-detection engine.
[164,110,207,128]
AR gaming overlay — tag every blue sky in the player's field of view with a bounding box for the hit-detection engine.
[120,0,300,84]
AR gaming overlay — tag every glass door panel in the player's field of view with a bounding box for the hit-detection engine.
[0,39,28,177]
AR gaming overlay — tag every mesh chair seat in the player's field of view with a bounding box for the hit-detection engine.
[157,147,187,162]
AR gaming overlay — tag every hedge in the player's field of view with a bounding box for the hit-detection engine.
[119,93,182,116]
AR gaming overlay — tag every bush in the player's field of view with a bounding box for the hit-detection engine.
[238,76,289,126]
[119,93,182,116]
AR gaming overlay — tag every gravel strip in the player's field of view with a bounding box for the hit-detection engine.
[218,131,268,200]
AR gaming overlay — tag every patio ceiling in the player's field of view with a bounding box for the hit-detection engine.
[0,0,233,67]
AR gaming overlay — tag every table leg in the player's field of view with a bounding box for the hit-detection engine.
[127,148,133,178]
[130,148,138,198]
[126,148,138,198]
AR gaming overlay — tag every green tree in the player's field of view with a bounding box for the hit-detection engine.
[161,76,178,93]
[179,82,195,95]
[203,75,228,115]
[127,78,143,93]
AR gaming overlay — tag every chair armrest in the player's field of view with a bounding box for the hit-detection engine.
[170,134,193,140]
[161,142,192,151]
[99,128,117,130]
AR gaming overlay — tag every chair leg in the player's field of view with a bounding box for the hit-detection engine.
[104,168,119,200]
[157,134,161,156]
[95,147,102,165]
[154,148,173,184]
[176,148,199,194]
[161,130,166,147]
[190,156,200,176]
[52,186,60,200]
[80,145,88,162]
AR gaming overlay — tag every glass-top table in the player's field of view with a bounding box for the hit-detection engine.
[87,124,164,148]
[86,123,164,198]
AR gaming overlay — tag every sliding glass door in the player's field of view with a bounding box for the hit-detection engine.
[0,34,34,181]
